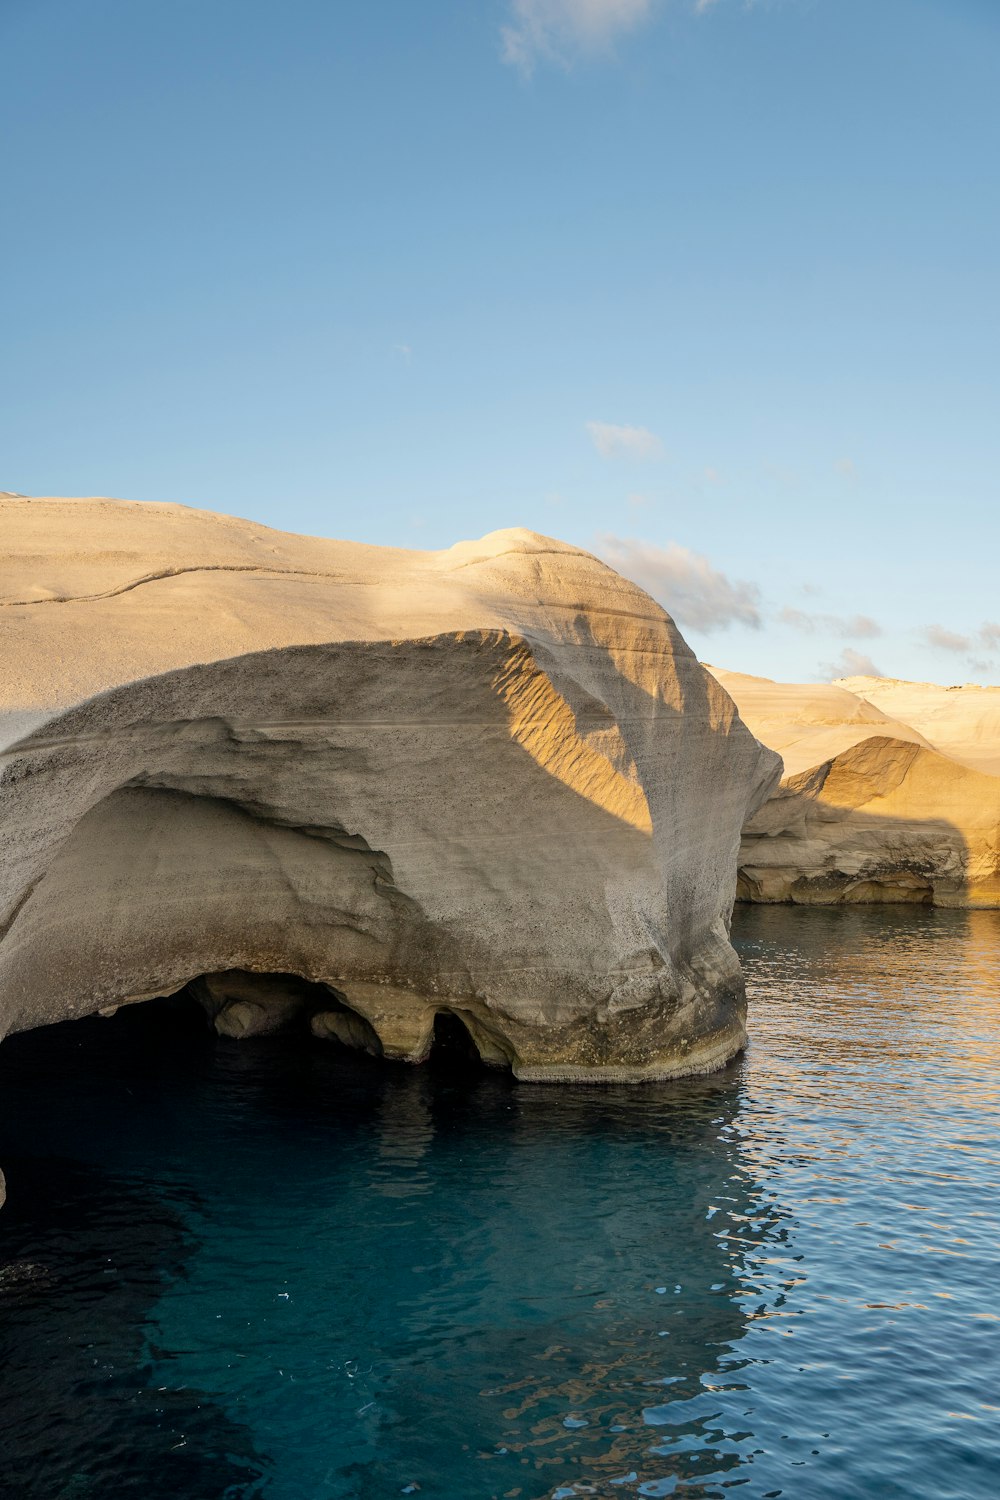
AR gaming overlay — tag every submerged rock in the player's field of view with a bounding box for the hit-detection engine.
[708,667,1000,907]
[0,496,779,1081]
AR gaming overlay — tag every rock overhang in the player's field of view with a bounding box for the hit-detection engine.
[0,498,782,1081]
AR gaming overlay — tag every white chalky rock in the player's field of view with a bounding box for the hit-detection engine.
[0,497,780,1079]
[707,667,1000,908]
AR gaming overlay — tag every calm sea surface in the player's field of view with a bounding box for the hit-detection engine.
[0,905,998,1499]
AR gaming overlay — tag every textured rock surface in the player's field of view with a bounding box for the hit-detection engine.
[707,668,1000,908]
[0,497,779,1080]
[836,677,1000,777]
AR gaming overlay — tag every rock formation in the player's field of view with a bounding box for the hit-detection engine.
[836,676,1000,777]
[708,667,1000,908]
[0,497,780,1081]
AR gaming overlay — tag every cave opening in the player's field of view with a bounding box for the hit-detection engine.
[176,969,497,1072]
[427,1008,484,1072]
[0,973,502,1215]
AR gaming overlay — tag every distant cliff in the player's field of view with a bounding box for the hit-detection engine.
[708,667,1000,907]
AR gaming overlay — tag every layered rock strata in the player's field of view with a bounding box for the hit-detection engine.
[0,497,780,1081]
[708,668,1000,908]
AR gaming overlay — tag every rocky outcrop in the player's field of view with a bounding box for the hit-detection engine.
[708,668,1000,908]
[0,497,780,1081]
[836,676,1000,777]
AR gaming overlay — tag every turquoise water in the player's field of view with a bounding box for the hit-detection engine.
[1,905,998,1499]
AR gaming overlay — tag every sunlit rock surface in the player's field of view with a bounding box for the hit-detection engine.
[0,497,779,1080]
[836,676,1000,777]
[708,667,1000,908]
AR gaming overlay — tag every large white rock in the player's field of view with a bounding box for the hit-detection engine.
[0,497,779,1080]
[707,667,1000,908]
[836,676,1000,777]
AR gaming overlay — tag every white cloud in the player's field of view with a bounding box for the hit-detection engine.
[779,607,882,640]
[923,624,972,654]
[587,419,664,461]
[843,615,881,640]
[920,622,1000,680]
[501,0,654,73]
[923,621,1000,656]
[822,647,884,681]
[597,535,761,632]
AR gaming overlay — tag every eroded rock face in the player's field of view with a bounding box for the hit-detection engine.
[707,668,1000,908]
[835,676,1000,777]
[0,497,780,1080]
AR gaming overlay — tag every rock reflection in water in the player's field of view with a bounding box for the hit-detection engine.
[0,1156,265,1496]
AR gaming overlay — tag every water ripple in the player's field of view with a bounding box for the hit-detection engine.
[0,905,997,1497]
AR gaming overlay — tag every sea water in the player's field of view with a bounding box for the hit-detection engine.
[0,905,997,1499]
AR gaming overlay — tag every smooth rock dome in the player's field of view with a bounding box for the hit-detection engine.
[0,497,780,1079]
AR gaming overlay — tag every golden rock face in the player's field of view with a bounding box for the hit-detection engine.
[0,497,779,1080]
[708,667,1000,909]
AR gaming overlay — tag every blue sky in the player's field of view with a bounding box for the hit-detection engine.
[2,0,997,683]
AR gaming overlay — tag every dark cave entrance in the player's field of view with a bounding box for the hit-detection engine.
[427,1008,483,1071]
[182,969,384,1052]
[170,968,493,1073]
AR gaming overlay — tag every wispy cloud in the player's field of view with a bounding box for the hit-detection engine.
[923,624,972,653]
[597,535,761,632]
[501,0,654,73]
[779,606,882,640]
[822,647,884,681]
[499,0,732,72]
[920,621,1000,680]
[587,419,664,461]
[923,621,1000,652]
